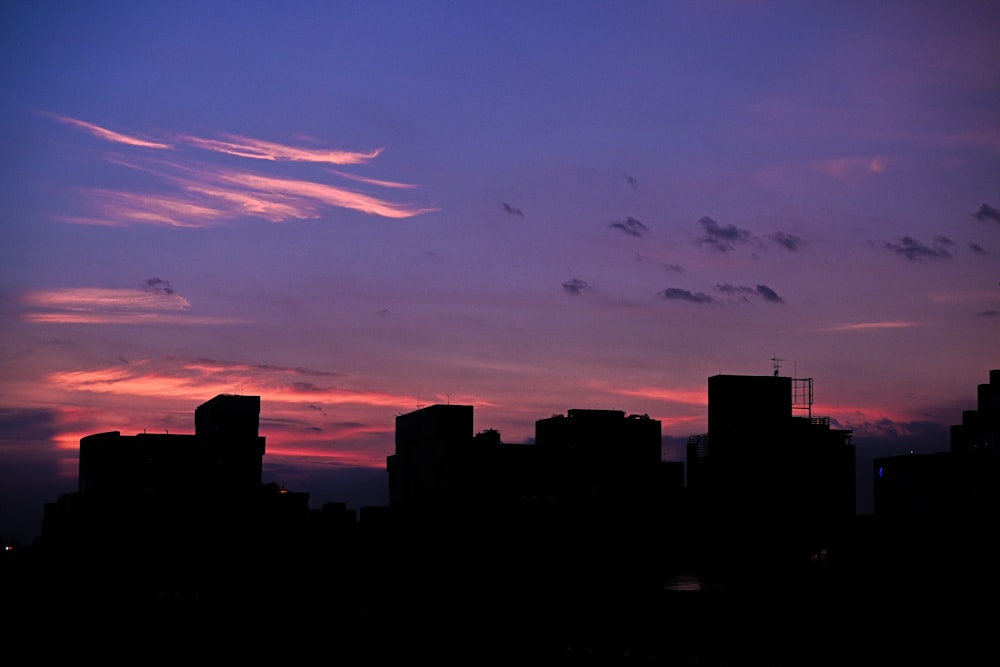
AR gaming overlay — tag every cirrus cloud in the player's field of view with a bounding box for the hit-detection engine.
[46,114,437,227]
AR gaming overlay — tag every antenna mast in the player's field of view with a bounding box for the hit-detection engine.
[770,354,784,377]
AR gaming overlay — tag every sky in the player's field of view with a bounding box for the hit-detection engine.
[1,1,998,541]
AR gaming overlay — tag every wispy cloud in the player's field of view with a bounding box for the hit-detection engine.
[607,385,706,407]
[696,216,752,252]
[972,203,1000,224]
[328,170,418,189]
[502,202,524,216]
[716,283,785,304]
[45,113,436,226]
[768,231,804,251]
[20,282,239,325]
[46,358,414,409]
[44,113,173,149]
[215,170,436,219]
[660,287,715,304]
[879,236,952,260]
[807,156,888,178]
[23,286,188,311]
[635,254,682,272]
[178,134,380,165]
[609,216,648,237]
[818,321,918,332]
[562,278,593,295]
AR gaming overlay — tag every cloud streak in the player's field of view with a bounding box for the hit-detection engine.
[972,203,1000,224]
[502,202,524,216]
[696,216,752,252]
[562,278,593,295]
[660,288,714,304]
[23,286,190,312]
[715,283,785,304]
[45,113,173,149]
[178,134,381,165]
[19,283,239,325]
[47,114,436,226]
[609,216,648,237]
[768,231,804,251]
[818,321,918,332]
[46,358,415,409]
[880,236,952,260]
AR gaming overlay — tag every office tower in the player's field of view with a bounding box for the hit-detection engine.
[687,374,855,573]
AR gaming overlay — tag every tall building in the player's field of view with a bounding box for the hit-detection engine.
[37,395,310,665]
[686,374,855,574]
[534,408,663,519]
[866,369,1000,665]
[78,394,266,500]
[874,368,1000,518]
[384,404,676,592]
[386,403,476,516]
[387,404,669,520]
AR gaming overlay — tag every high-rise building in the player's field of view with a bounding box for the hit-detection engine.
[687,374,855,573]
[78,393,266,499]
[874,368,1000,518]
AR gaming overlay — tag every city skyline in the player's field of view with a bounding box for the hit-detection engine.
[2,2,998,540]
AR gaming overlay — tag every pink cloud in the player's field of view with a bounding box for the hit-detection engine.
[66,188,233,228]
[44,113,173,149]
[216,170,437,219]
[178,134,381,164]
[819,321,917,332]
[45,113,437,225]
[23,287,191,312]
[329,169,419,189]
[46,358,416,410]
[19,287,242,325]
[608,385,707,407]
[806,156,889,178]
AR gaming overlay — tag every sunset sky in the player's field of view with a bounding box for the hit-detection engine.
[2,1,998,540]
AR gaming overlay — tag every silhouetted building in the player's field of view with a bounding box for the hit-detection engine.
[79,394,265,498]
[873,368,999,519]
[863,369,1000,665]
[32,374,1000,665]
[387,403,475,516]
[387,404,674,521]
[384,404,678,593]
[535,408,663,517]
[686,374,855,574]
[36,395,312,666]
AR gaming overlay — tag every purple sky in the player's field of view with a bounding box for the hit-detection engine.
[2,1,998,541]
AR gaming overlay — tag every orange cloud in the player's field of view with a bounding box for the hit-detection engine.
[46,358,416,410]
[264,444,385,467]
[608,385,707,407]
[24,287,191,312]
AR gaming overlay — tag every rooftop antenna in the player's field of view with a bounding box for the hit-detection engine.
[770,354,784,377]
